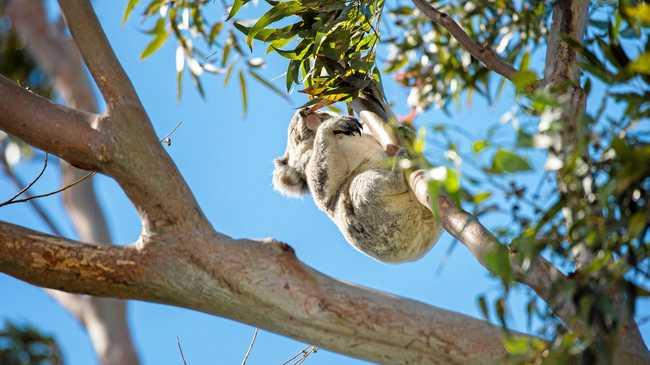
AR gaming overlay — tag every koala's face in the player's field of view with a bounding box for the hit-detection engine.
[273,109,332,197]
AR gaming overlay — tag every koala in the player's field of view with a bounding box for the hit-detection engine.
[273,109,441,263]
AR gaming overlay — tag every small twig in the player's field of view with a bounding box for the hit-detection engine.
[410,0,519,81]
[161,120,184,146]
[0,152,49,207]
[1,171,96,208]
[240,328,259,365]
[176,336,188,365]
[434,238,458,276]
[281,345,318,365]
[0,154,64,235]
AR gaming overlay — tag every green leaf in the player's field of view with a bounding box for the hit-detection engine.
[629,212,647,238]
[477,295,490,321]
[248,70,288,101]
[272,40,313,60]
[491,149,531,173]
[504,336,533,355]
[427,180,442,221]
[473,191,492,204]
[208,22,224,45]
[247,1,302,49]
[286,59,300,92]
[228,0,249,20]
[519,51,531,70]
[516,130,534,148]
[444,168,460,193]
[224,63,235,85]
[140,19,169,59]
[122,0,141,23]
[176,70,183,100]
[624,3,650,24]
[628,53,650,74]
[512,70,537,91]
[190,71,205,99]
[472,140,488,154]
[495,297,508,328]
[239,70,248,115]
[485,245,513,284]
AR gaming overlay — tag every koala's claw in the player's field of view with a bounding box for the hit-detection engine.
[333,117,363,137]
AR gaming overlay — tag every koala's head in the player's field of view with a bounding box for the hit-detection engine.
[273,109,332,197]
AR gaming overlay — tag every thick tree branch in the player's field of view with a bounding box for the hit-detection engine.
[411,0,519,81]
[0,221,511,364]
[56,0,140,109]
[0,76,104,171]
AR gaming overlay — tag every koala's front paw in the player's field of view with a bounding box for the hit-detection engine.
[332,117,362,136]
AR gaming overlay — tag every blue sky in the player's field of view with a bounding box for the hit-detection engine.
[1,2,648,364]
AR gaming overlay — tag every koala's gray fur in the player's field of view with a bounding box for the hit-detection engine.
[273,109,441,263]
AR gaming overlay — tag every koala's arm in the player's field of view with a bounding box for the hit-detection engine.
[305,117,362,211]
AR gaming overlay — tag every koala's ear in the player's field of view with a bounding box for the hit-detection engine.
[273,156,308,197]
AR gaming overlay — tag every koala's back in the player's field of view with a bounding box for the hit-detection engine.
[332,168,441,263]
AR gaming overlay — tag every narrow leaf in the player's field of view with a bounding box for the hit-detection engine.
[239,70,248,115]
[228,0,249,20]
[140,19,169,59]
[122,0,141,23]
[249,70,288,100]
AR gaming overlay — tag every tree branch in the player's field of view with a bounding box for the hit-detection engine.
[543,1,589,87]
[411,0,519,81]
[56,0,140,109]
[0,220,512,365]
[0,76,104,171]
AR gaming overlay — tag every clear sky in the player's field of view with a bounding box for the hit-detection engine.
[1,2,648,365]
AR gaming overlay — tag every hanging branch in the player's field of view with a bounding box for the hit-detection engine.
[411,0,519,81]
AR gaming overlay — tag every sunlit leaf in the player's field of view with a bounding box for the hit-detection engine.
[472,140,488,154]
[491,149,531,173]
[239,70,248,115]
[485,245,513,284]
[228,0,250,20]
[140,19,169,59]
[473,191,492,204]
[122,0,141,23]
[247,1,303,49]
[477,295,490,321]
[444,168,460,193]
[628,53,650,74]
